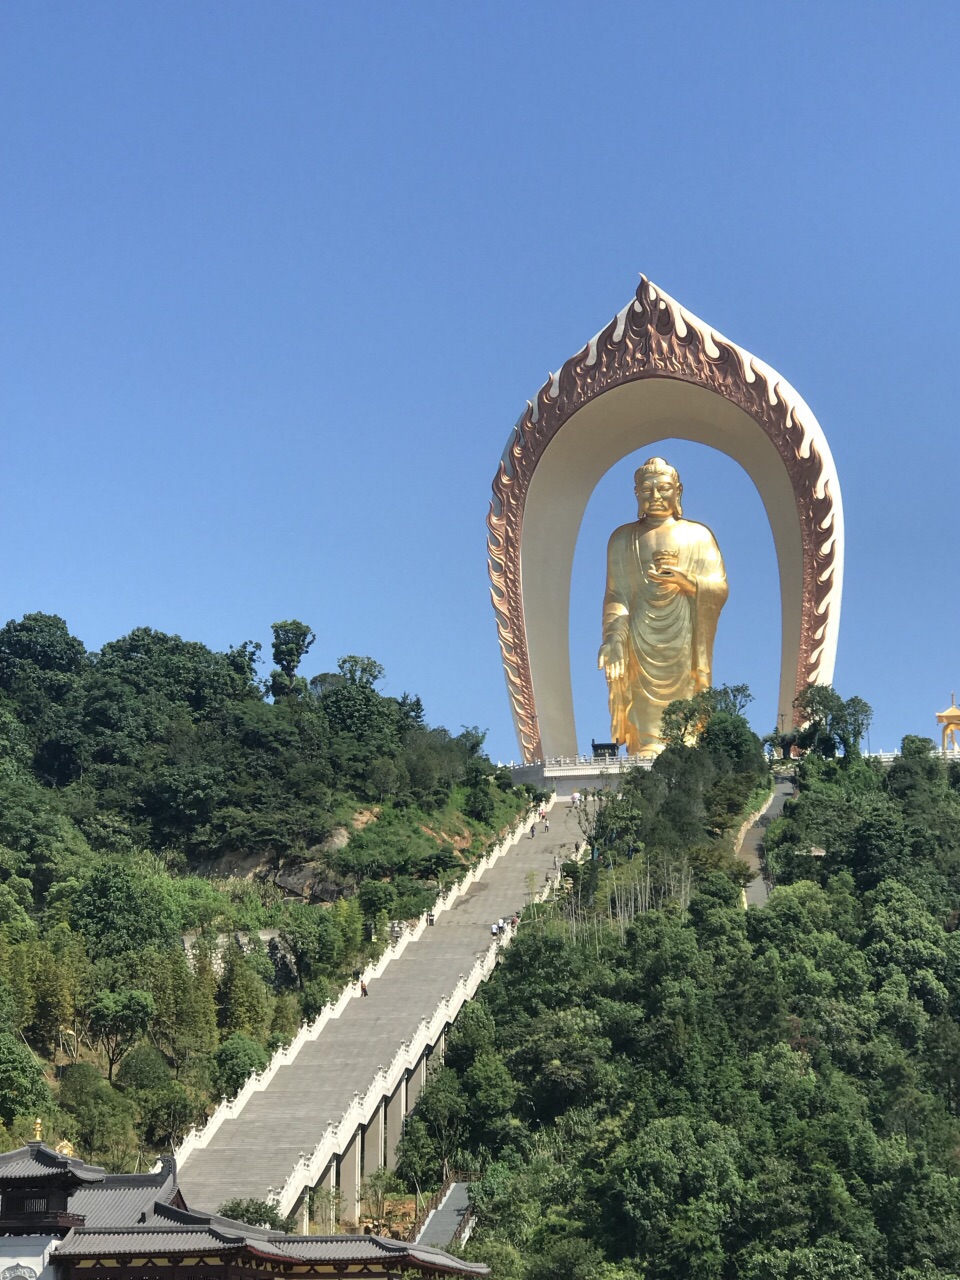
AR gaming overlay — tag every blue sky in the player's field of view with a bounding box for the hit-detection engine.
[2,2,958,762]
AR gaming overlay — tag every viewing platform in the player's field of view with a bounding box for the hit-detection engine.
[509,747,959,794]
[506,753,654,795]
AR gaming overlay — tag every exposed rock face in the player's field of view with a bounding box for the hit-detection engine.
[318,827,350,854]
[272,864,318,897]
[272,860,352,904]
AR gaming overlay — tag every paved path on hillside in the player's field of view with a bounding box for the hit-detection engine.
[417,1182,472,1248]
[178,805,585,1212]
[741,777,794,907]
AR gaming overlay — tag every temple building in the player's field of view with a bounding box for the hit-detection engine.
[0,1144,485,1280]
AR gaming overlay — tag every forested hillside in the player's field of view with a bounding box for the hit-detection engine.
[397,704,960,1280]
[0,612,529,1165]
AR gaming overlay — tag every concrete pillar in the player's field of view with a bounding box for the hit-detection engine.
[339,1127,362,1228]
[385,1076,407,1171]
[291,1187,310,1234]
[434,1026,446,1062]
[363,1097,385,1176]
[406,1053,427,1113]
[314,1159,337,1234]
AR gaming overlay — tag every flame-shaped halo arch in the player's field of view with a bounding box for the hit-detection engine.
[488,277,843,763]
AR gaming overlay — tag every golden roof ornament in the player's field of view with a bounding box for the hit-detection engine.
[33,1117,42,1141]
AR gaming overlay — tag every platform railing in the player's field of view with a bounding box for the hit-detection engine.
[507,753,656,771]
[502,749,960,770]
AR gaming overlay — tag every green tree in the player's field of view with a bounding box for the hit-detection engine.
[462,1051,517,1144]
[301,977,331,1020]
[218,1198,294,1232]
[598,1117,745,1272]
[149,944,218,1070]
[88,989,156,1081]
[337,656,385,689]
[218,945,273,1041]
[333,897,364,958]
[527,1239,607,1280]
[445,1001,496,1073]
[214,1033,270,1099]
[661,686,755,750]
[280,904,340,988]
[0,613,86,786]
[0,884,35,941]
[358,879,397,921]
[414,1066,468,1178]
[395,1113,441,1192]
[28,940,77,1053]
[269,621,316,701]
[661,695,708,748]
[700,711,766,775]
[361,1167,403,1234]
[0,1031,50,1125]
[71,863,178,958]
[465,777,495,824]
[136,1079,199,1149]
[58,1062,137,1167]
[115,1042,170,1092]
[270,993,301,1042]
[794,686,873,759]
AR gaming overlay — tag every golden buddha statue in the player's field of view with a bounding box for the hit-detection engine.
[598,457,728,755]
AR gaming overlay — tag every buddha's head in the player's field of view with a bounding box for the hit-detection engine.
[635,457,683,521]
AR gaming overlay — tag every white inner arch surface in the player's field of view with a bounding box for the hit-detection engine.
[522,378,809,759]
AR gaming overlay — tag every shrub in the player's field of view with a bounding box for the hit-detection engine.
[214,1033,270,1100]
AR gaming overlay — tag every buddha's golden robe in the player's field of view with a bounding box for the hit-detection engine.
[601,517,728,754]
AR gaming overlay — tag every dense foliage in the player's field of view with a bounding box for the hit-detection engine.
[0,612,528,1165]
[399,703,960,1279]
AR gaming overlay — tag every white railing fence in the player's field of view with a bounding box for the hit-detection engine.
[174,797,554,1169]
[505,750,960,771]
[541,756,654,777]
[505,754,656,771]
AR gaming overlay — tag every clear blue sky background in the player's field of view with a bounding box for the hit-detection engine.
[2,2,958,762]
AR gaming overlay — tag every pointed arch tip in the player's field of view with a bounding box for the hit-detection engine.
[490,276,843,763]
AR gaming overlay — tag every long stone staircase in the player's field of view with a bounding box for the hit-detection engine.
[176,784,780,1223]
[177,803,585,1217]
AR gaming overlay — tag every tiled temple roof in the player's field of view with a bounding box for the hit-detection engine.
[0,1144,106,1184]
[0,1145,487,1277]
[55,1221,488,1276]
[68,1162,179,1228]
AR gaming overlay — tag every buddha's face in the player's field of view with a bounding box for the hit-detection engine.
[636,471,680,519]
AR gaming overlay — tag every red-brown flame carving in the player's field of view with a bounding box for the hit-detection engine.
[488,278,838,762]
